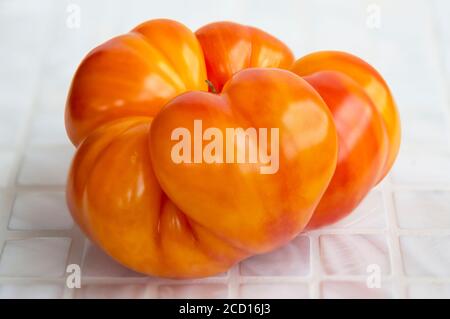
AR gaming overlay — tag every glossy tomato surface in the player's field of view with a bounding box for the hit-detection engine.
[67,117,248,278]
[291,51,400,229]
[65,19,208,146]
[65,20,399,278]
[67,69,338,277]
[150,68,338,254]
[196,21,294,92]
[292,51,400,180]
[302,71,388,228]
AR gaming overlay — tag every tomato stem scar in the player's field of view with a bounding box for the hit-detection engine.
[205,80,218,93]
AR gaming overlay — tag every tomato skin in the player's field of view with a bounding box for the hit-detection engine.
[65,19,207,146]
[67,68,338,277]
[196,21,294,92]
[65,20,400,278]
[149,68,338,253]
[291,51,400,181]
[291,51,400,229]
[302,71,388,229]
[67,117,247,278]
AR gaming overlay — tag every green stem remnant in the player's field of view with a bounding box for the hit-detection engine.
[205,80,218,94]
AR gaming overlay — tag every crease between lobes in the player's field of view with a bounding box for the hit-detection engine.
[65,19,208,147]
[68,117,247,278]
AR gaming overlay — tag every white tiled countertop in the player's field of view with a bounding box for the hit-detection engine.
[0,0,450,299]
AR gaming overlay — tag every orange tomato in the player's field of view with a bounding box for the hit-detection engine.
[67,117,247,278]
[302,71,388,228]
[291,51,400,228]
[67,68,338,278]
[291,51,400,180]
[65,19,208,146]
[65,20,337,278]
[65,19,399,278]
[150,68,337,254]
[196,21,294,92]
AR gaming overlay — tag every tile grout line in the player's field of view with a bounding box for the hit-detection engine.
[382,177,407,298]
[62,230,86,299]
[227,264,240,298]
[2,272,450,286]
[308,233,321,299]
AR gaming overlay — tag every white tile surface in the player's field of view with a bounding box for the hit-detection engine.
[0,151,15,187]
[0,0,449,298]
[75,284,153,299]
[159,284,228,299]
[302,0,371,55]
[392,147,450,186]
[434,0,450,78]
[18,145,74,185]
[400,236,450,277]
[0,283,64,299]
[400,111,450,149]
[394,191,450,229]
[239,283,309,299]
[408,283,450,299]
[239,236,310,276]
[9,192,73,230]
[0,107,23,149]
[320,235,391,275]
[325,190,386,229]
[29,112,71,146]
[0,192,12,221]
[0,238,71,277]
[321,281,393,299]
